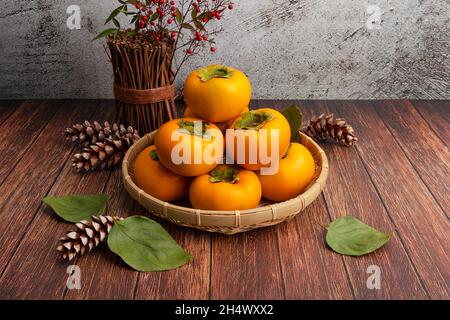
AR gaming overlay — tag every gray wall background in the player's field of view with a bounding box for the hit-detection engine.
[0,0,449,99]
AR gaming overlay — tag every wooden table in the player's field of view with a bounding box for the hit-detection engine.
[0,100,448,300]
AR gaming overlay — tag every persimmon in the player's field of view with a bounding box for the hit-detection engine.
[227,108,291,172]
[155,118,224,177]
[183,65,251,123]
[134,145,190,202]
[183,106,249,133]
[258,143,315,202]
[189,165,261,211]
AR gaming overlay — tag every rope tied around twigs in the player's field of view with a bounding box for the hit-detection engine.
[113,84,175,105]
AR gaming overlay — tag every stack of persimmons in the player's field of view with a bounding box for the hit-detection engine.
[134,65,315,211]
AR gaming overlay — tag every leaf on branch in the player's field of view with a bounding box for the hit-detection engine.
[125,30,138,38]
[182,23,195,30]
[112,18,121,29]
[93,28,118,40]
[175,8,183,24]
[150,11,159,22]
[193,20,205,31]
[105,6,124,25]
[191,8,198,20]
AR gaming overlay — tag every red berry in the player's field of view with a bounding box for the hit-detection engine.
[167,18,173,24]
[171,6,176,11]
[187,49,193,54]
[136,4,141,9]
[228,4,234,10]
[149,10,154,14]
[160,0,165,4]
[150,21,155,26]
[172,11,177,17]
[202,35,207,40]
[170,0,175,4]
[202,17,209,23]
[210,47,216,52]
[160,11,165,16]
[142,7,146,11]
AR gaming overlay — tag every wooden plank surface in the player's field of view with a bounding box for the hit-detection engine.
[310,100,428,299]
[254,101,353,300]
[375,100,449,217]
[335,101,449,299]
[0,100,21,125]
[411,100,450,143]
[0,101,108,299]
[0,100,448,300]
[0,101,57,184]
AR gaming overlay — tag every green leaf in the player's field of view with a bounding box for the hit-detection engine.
[130,15,138,24]
[112,18,121,29]
[108,216,192,272]
[93,28,117,40]
[105,6,124,25]
[175,8,183,24]
[193,20,205,31]
[150,11,159,22]
[182,23,195,30]
[191,7,198,20]
[43,194,109,223]
[125,30,137,38]
[326,216,390,256]
[281,104,302,142]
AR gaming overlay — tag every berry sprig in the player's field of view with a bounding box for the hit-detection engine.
[95,0,235,78]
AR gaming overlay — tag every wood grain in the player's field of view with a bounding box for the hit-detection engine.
[0,99,448,300]
[336,101,450,299]
[208,101,284,300]
[411,100,450,143]
[376,100,450,217]
[210,227,285,299]
[64,168,141,300]
[0,101,111,299]
[135,223,211,300]
[0,100,57,185]
[254,100,353,300]
[0,100,21,125]
[310,100,428,299]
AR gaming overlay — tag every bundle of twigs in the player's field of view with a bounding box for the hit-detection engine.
[108,32,177,134]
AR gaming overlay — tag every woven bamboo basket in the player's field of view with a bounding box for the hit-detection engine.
[122,131,328,234]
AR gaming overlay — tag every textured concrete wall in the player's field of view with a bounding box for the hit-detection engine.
[0,0,448,99]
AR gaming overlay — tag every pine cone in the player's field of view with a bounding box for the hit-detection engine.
[57,215,123,261]
[301,113,358,146]
[65,121,140,147]
[72,135,138,172]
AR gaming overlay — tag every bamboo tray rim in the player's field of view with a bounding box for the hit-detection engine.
[122,131,329,217]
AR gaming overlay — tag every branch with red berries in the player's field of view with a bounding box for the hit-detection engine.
[95,0,235,78]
